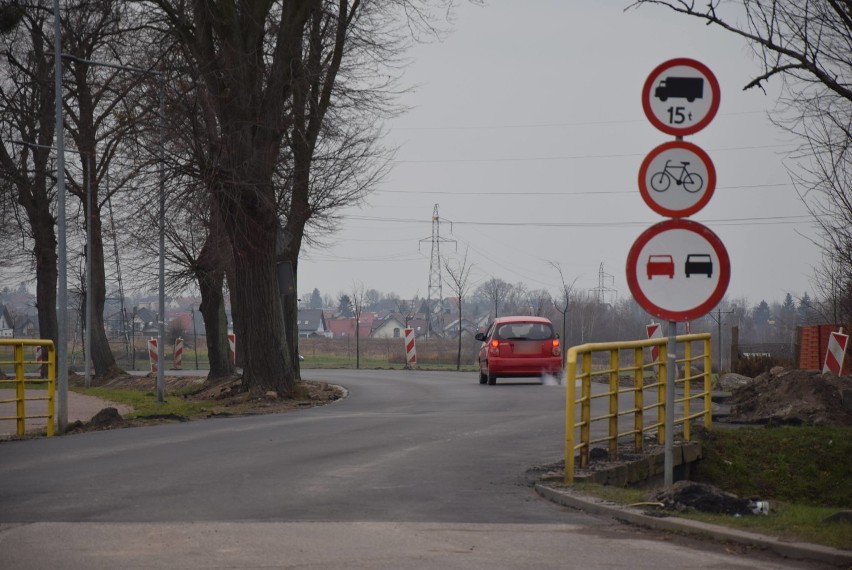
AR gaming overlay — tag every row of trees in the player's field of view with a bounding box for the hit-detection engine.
[0,0,458,396]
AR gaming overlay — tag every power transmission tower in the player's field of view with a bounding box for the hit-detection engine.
[419,204,455,337]
[593,262,616,306]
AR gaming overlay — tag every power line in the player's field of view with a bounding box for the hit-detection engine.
[392,143,795,164]
[390,110,770,132]
[374,182,794,196]
[347,214,813,228]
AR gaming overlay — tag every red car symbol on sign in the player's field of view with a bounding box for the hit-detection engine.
[646,255,675,279]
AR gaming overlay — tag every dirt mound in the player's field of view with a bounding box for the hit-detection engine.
[726,369,852,426]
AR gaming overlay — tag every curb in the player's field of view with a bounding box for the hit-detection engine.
[535,484,852,568]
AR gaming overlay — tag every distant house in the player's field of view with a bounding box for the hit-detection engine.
[0,305,13,338]
[443,318,478,339]
[370,313,428,339]
[133,307,159,335]
[15,316,38,338]
[326,314,375,338]
[297,309,330,338]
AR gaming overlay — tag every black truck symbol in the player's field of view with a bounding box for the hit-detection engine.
[654,76,704,102]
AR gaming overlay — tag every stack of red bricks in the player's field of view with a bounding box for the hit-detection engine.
[799,324,852,374]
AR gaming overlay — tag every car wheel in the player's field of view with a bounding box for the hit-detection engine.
[479,369,487,384]
[487,368,497,385]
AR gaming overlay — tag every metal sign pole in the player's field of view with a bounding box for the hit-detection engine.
[664,320,677,486]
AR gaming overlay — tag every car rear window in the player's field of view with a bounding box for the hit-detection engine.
[495,322,554,341]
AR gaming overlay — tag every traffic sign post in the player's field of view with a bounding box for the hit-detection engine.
[631,58,726,488]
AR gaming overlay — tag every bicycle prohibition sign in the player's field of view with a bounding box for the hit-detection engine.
[650,159,703,193]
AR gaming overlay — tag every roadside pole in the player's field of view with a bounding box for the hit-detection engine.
[664,320,677,486]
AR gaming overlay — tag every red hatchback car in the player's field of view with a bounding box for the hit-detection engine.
[475,316,562,385]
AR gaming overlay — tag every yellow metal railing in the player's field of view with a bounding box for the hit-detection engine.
[0,339,56,437]
[564,333,712,483]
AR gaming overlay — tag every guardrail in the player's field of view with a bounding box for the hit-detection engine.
[564,333,712,483]
[0,339,56,437]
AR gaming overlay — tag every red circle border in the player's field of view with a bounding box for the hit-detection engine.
[642,58,721,136]
[638,141,716,218]
[626,219,730,322]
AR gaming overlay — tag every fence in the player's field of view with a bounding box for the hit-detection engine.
[564,333,712,483]
[0,339,56,437]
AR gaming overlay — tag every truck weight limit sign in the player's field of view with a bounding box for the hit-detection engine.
[642,58,720,136]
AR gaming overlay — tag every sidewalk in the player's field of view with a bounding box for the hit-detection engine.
[0,389,131,438]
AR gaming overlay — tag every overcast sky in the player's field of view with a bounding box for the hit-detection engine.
[298,1,820,308]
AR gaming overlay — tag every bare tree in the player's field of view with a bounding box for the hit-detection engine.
[549,261,579,368]
[350,281,366,369]
[630,0,852,319]
[475,277,510,320]
[0,6,59,356]
[144,0,446,396]
[443,249,473,370]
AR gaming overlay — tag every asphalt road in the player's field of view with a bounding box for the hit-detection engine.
[0,370,824,569]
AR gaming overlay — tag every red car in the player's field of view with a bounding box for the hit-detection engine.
[475,316,562,385]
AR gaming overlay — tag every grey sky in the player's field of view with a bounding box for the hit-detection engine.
[299,1,819,307]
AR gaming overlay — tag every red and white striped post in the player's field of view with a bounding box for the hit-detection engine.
[404,328,416,368]
[646,322,662,364]
[148,338,158,373]
[823,328,848,376]
[228,333,236,365]
[174,337,183,369]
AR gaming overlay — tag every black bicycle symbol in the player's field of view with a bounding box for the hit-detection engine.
[650,160,704,193]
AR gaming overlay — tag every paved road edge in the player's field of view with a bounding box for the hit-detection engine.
[535,484,852,568]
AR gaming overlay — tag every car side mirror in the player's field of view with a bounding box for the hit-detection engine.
[474,332,485,341]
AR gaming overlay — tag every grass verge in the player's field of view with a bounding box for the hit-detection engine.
[70,385,217,420]
[571,425,852,550]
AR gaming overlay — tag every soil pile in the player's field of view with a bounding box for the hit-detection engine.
[726,369,852,426]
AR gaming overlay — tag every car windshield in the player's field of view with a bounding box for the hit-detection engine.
[495,322,553,340]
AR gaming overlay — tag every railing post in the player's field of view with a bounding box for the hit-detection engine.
[14,342,25,436]
[704,336,713,429]
[580,351,592,468]
[565,348,577,484]
[608,348,619,459]
[634,346,644,451]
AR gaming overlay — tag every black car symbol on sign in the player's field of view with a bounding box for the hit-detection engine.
[655,76,704,102]
[685,254,713,278]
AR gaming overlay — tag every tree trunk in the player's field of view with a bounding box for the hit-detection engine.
[456,301,463,371]
[86,181,121,380]
[196,206,234,380]
[214,174,295,396]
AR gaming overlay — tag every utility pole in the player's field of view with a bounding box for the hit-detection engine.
[707,307,735,372]
[419,205,455,338]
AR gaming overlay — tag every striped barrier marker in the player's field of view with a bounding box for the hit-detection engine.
[174,337,183,369]
[148,338,158,373]
[646,322,662,363]
[228,333,236,364]
[404,328,416,368]
[822,329,848,376]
